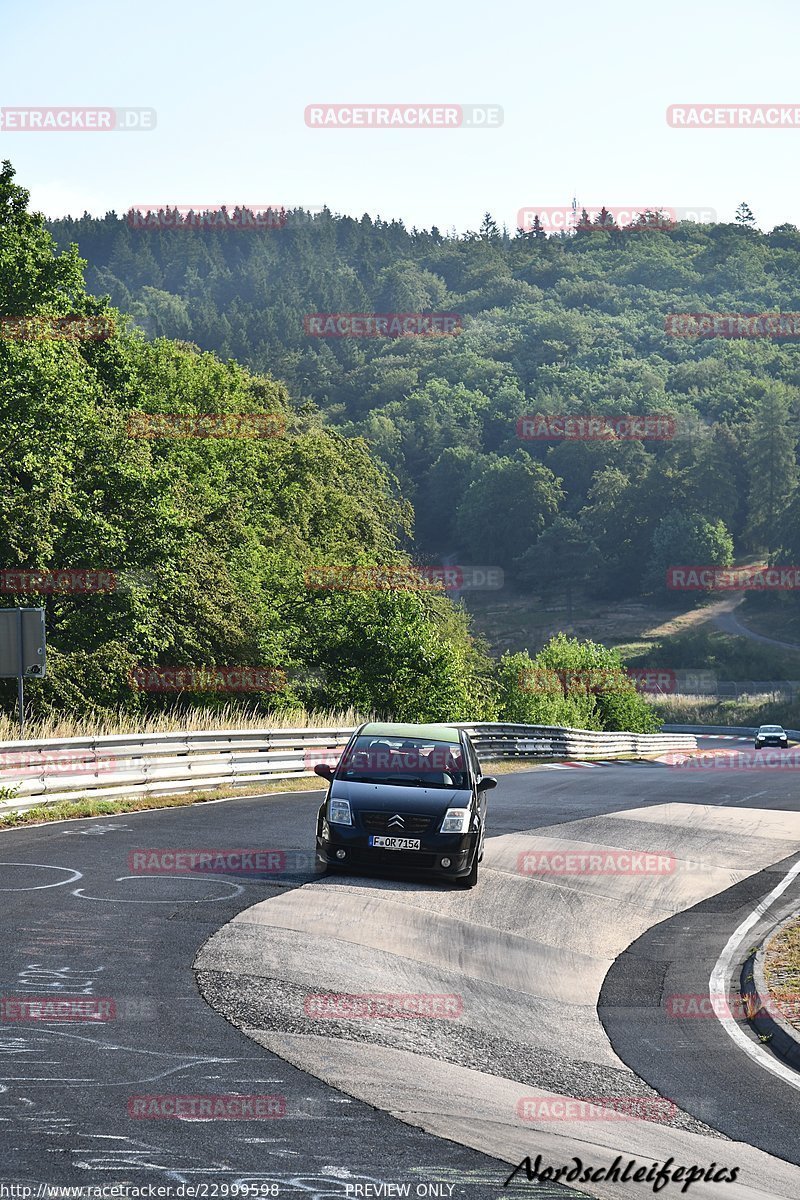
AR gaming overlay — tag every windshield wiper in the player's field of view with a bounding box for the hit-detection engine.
[342,774,460,789]
[391,777,462,788]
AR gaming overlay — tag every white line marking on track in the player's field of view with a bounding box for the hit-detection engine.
[710,855,800,1092]
[72,875,244,903]
[0,864,82,891]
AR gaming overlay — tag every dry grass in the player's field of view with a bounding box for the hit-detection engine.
[649,693,800,727]
[462,589,691,655]
[764,915,800,1031]
[0,704,368,743]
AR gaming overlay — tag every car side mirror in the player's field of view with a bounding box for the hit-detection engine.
[314,763,334,782]
[477,776,497,792]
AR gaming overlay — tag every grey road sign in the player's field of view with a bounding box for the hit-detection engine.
[0,608,47,678]
[0,608,47,734]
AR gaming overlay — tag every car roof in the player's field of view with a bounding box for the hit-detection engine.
[358,721,462,745]
[759,725,784,730]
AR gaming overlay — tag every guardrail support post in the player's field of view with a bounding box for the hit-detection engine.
[17,608,25,737]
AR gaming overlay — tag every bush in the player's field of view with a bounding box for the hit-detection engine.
[646,511,733,596]
[496,635,660,733]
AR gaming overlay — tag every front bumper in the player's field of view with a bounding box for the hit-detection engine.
[316,822,478,879]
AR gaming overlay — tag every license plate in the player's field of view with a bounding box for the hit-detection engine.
[369,836,421,850]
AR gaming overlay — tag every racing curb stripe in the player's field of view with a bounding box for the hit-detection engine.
[740,907,800,1072]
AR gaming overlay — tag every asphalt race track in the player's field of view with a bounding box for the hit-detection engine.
[1,735,799,1199]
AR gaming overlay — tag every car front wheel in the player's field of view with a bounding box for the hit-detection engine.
[455,846,479,889]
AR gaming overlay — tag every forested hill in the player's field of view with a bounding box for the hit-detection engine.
[47,207,800,603]
[1,164,502,722]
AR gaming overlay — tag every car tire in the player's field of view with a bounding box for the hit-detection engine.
[455,847,479,889]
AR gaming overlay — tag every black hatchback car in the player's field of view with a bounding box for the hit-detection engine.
[314,721,496,888]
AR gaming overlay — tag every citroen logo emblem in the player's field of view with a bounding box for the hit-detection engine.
[388,814,404,828]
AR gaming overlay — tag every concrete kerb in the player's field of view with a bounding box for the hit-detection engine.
[741,908,800,1072]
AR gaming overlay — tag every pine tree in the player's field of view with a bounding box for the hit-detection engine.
[735,201,756,227]
[595,206,616,231]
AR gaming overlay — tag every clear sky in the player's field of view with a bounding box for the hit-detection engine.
[2,0,799,234]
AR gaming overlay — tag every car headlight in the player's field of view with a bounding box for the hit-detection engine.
[440,808,471,833]
[328,798,352,826]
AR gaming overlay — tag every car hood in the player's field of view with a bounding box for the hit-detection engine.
[329,779,472,811]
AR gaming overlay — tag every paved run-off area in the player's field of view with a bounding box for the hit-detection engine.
[1,735,799,1199]
[197,789,800,1200]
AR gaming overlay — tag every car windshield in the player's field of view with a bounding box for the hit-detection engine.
[337,735,469,789]
[760,726,784,733]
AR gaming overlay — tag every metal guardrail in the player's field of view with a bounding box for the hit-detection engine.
[458,723,697,761]
[0,723,698,815]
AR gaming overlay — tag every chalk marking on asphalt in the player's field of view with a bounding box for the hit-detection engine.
[0,863,82,891]
[72,875,244,903]
[710,854,800,1092]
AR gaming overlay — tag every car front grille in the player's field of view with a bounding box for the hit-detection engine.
[360,811,434,835]
[349,848,438,870]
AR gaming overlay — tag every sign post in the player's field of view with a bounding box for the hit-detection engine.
[0,608,47,735]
